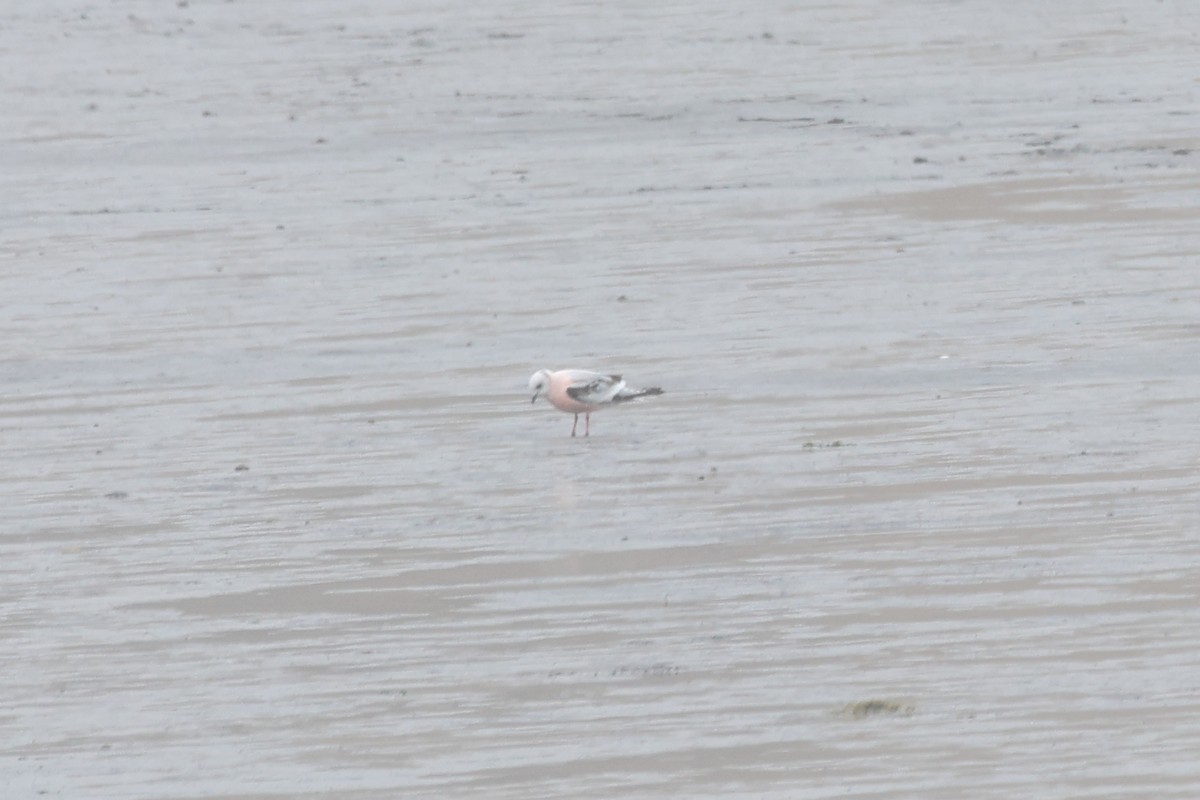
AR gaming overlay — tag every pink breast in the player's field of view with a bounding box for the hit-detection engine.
[548,376,595,413]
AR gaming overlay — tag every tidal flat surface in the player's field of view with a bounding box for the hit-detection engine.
[3,1,1199,798]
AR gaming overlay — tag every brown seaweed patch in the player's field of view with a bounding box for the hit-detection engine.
[842,699,915,719]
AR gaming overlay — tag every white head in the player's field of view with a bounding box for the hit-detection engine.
[528,369,552,404]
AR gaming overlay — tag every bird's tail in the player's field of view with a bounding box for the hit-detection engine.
[613,386,664,403]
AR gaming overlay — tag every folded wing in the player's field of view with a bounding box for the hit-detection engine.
[565,373,625,404]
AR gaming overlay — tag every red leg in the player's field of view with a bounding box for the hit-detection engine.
[570,414,578,437]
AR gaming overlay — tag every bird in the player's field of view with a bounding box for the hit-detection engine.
[528,368,663,436]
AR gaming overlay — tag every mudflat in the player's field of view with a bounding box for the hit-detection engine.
[4,2,1199,798]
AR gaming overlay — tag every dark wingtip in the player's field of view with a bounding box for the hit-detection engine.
[612,386,664,403]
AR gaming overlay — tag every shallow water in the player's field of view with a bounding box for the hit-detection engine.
[4,1,1200,798]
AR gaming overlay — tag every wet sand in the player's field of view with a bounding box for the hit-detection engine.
[4,1,1200,797]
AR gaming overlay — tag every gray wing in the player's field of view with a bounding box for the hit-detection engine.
[565,374,625,404]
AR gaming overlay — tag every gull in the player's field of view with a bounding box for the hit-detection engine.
[528,368,663,436]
